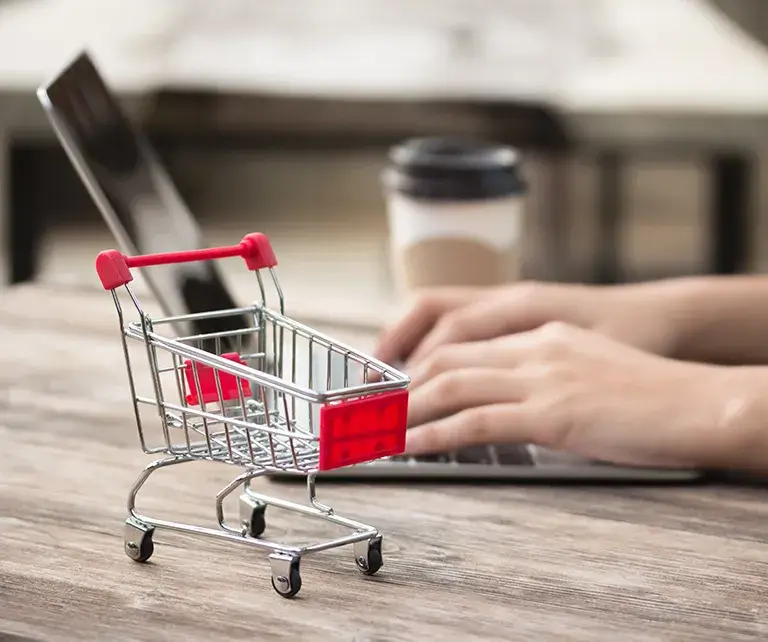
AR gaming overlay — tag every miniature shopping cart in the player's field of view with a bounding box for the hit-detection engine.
[95,232,410,598]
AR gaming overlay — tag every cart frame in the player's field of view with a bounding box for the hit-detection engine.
[96,232,410,598]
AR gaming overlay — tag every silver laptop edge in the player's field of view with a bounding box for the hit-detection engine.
[37,50,247,345]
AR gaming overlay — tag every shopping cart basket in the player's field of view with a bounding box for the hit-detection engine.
[95,232,410,598]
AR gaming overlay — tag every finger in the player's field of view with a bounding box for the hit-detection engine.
[373,289,485,365]
[408,342,497,391]
[408,334,541,390]
[405,403,536,455]
[406,368,528,428]
[406,291,555,369]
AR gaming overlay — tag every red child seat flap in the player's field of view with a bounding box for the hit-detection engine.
[184,353,252,406]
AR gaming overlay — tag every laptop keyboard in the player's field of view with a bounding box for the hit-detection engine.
[388,444,535,466]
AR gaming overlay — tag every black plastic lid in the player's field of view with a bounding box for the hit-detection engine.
[382,137,526,202]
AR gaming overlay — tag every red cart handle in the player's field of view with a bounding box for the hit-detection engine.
[95,232,277,290]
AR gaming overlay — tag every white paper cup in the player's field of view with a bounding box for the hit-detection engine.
[382,137,528,295]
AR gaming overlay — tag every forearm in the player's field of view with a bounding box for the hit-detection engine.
[652,275,768,365]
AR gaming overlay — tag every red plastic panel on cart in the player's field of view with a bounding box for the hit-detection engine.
[183,353,252,406]
[318,389,409,471]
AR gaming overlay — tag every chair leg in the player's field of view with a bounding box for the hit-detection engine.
[538,151,572,282]
[594,149,623,284]
[0,128,7,285]
[9,143,45,284]
[710,152,752,274]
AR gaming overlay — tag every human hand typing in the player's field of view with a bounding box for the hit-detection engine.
[375,281,682,371]
[396,322,763,472]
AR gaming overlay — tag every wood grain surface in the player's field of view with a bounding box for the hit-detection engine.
[2,283,768,642]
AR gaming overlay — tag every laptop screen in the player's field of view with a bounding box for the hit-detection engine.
[37,51,246,344]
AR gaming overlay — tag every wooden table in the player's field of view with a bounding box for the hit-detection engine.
[3,282,768,642]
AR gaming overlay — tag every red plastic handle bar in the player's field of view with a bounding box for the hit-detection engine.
[95,232,277,290]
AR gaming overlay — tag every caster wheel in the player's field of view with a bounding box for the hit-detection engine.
[354,535,383,576]
[239,494,267,538]
[269,553,302,598]
[248,508,266,538]
[124,518,154,563]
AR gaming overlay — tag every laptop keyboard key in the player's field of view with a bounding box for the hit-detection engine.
[493,444,535,465]
[455,445,493,464]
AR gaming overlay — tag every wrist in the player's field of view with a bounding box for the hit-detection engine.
[654,275,768,365]
[600,277,708,359]
[651,276,716,361]
[621,275,747,364]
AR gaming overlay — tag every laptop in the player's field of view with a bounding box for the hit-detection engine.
[37,50,703,483]
[35,50,251,350]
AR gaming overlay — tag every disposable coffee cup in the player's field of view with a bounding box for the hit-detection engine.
[382,137,527,294]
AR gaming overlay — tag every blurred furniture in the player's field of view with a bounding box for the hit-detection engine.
[0,0,582,285]
[0,91,570,285]
[708,0,768,50]
[2,0,768,285]
[4,280,768,641]
[561,0,768,281]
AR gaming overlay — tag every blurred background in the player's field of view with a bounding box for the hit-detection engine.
[2,0,768,326]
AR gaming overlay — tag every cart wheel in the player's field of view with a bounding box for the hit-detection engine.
[124,518,155,563]
[239,494,267,538]
[269,553,302,598]
[248,507,266,538]
[354,535,383,576]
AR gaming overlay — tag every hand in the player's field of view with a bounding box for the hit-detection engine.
[374,281,682,371]
[403,321,760,471]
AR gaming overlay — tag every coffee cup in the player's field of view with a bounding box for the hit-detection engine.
[382,137,527,295]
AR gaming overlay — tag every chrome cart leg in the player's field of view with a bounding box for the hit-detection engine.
[215,468,270,537]
[269,551,302,598]
[124,454,192,563]
[242,472,382,556]
[307,473,334,514]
